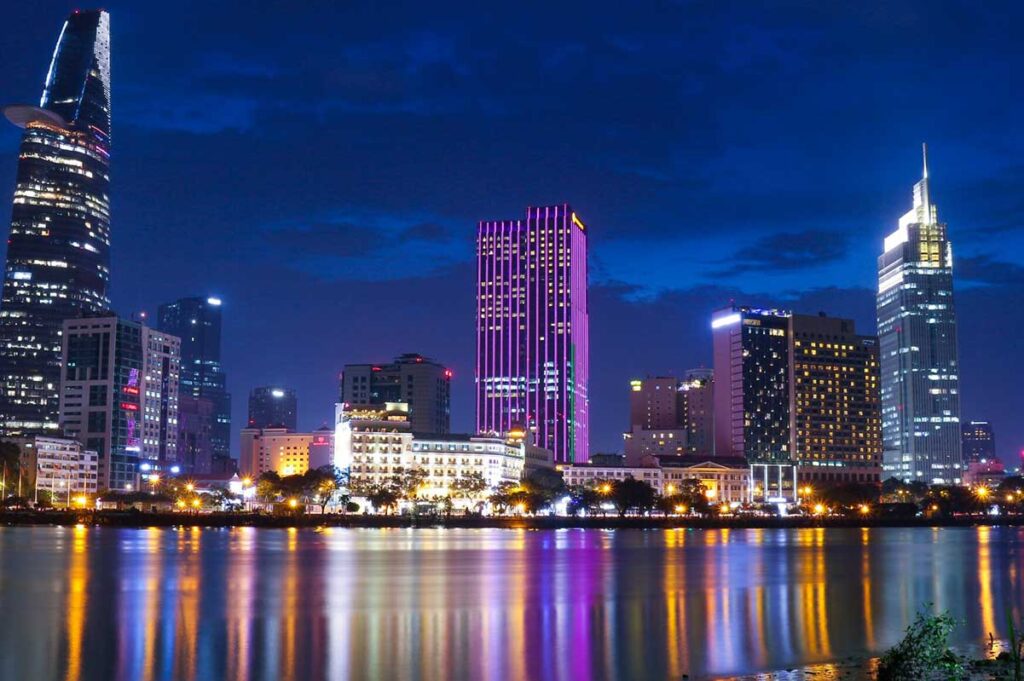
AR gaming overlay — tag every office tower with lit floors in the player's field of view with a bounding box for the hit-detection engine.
[877,146,962,483]
[157,296,232,469]
[59,314,180,490]
[476,204,589,463]
[712,307,794,499]
[0,10,112,435]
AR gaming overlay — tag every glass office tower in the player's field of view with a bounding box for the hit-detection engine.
[0,10,112,435]
[877,146,962,483]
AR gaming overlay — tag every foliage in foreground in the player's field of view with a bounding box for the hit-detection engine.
[877,609,964,681]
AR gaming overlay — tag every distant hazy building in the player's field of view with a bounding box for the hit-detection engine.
[340,353,451,434]
[248,386,297,430]
[681,370,714,457]
[624,376,687,465]
[877,146,962,483]
[59,315,180,490]
[157,296,231,468]
[176,395,213,475]
[0,11,112,436]
[476,204,590,463]
[624,372,714,464]
[962,421,996,464]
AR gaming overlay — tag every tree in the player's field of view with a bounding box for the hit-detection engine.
[390,467,428,504]
[818,482,880,511]
[567,485,601,516]
[610,477,657,517]
[310,465,348,514]
[255,472,282,503]
[365,484,400,515]
[451,472,488,510]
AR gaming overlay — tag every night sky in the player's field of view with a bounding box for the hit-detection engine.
[2,2,1022,463]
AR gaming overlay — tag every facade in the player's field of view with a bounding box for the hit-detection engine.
[157,296,231,467]
[962,421,996,464]
[308,426,335,470]
[789,314,883,485]
[712,307,883,497]
[476,204,589,463]
[629,376,683,429]
[238,427,314,478]
[333,402,530,499]
[877,146,962,483]
[176,395,213,474]
[681,370,714,456]
[247,386,297,430]
[963,459,1006,488]
[0,11,112,436]
[340,353,451,434]
[623,427,688,464]
[712,306,793,499]
[558,456,750,503]
[59,315,180,490]
[15,435,99,500]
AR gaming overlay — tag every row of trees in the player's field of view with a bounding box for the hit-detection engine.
[348,468,490,516]
[255,466,349,513]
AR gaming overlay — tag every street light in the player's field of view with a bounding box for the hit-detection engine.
[288,498,298,509]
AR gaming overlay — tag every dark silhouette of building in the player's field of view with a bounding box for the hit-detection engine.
[0,11,112,435]
[248,386,297,431]
[340,353,451,434]
[962,421,996,463]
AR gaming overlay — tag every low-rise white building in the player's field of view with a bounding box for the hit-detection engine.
[559,455,751,504]
[334,402,535,503]
[15,435,99,501]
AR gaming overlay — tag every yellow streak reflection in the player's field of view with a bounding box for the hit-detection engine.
[64,525,88,681]
[978,526,995,638]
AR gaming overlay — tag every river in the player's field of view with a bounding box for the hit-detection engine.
[0,525,1019,680]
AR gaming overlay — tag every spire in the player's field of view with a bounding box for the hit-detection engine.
[922,142,929,180]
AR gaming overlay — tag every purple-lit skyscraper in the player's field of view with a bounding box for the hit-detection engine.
[476,204,589,463]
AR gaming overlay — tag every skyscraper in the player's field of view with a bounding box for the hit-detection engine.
[476,204,589,463]
[680,369,714,457]
[157,296,232,466]
[788,313,882,485]
[340,353,451,434]
[248,386,297,431]
[59,314,180,490]
[0,11,112,435]
[877,146,962,483]
[712,306,793,495]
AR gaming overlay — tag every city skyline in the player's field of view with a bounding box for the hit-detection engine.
[0,4,1022,463]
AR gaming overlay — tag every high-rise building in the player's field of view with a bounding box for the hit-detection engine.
[788,313,882,485]
[59,315,180,490]
[176,395,213,475]
[157,296,232,466]
[713,307,792,462]
[248,386,297,430]
[340,353,451,434]
[476,204,589,463]
[681,369,714,457]
[623,376,687,465]
[877,146,962,483]
[711,307,884,497]
[0,11,112,436]
[962,421,996,464]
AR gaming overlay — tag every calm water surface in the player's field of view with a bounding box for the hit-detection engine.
[0,525,1021,680]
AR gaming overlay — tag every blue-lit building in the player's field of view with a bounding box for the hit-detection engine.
[877,146,963,483]
[157,296,232,469]
[0,10,112,435]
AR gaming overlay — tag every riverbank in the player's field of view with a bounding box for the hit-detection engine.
[3,509,1024,530]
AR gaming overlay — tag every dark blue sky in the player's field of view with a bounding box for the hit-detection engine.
[2,2,1023,462]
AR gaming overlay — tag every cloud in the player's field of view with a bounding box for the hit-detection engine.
[957,254,1024,287]
[711,230,851,276]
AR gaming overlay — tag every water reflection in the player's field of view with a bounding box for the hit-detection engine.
[0,525,1021,680]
